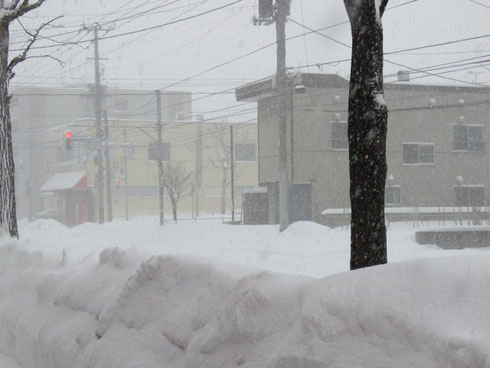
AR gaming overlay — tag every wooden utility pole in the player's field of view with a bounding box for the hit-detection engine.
[86,24,105,224]
[230,125,235,222]
[156,90,164,226]
[103,110,113,222]
[254,0,290,230]
[276,0,289,231]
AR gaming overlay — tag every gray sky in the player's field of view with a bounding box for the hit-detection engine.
[9,0,490,120]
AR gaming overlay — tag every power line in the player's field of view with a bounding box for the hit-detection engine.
[10,0,243,51]
[468,0,490,10]
[288,17,490,87]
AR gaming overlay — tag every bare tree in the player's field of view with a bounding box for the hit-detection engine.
[0,0,51,238]
[210,124,232,215]
[343,0,389,270]
[161,161,194,221]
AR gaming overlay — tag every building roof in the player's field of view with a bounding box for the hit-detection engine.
[40,171,87,192]
[235,73,490,102]
[235,73,348,102]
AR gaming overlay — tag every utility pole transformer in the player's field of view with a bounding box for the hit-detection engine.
[255,0,291,231]
[156,90,165,226]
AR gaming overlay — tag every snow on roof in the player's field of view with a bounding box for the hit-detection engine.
[40,171,87,192]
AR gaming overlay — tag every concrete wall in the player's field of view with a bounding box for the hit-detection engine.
[257,83,490,222]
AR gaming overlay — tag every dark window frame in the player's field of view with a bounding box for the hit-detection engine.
[454,185,485,207]
[385,185,401,206]
[402,143,435,165]
[331,120,348,151]
[452,124,485,152]
[235,143,256,162]
[148,142,170,162]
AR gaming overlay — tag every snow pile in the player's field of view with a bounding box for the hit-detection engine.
[1,219,490,367]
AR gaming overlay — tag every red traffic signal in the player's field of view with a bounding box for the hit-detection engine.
[64,130,73,151]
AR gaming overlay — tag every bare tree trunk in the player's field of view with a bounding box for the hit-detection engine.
[171,200,177,221]
[220,167,228,215]
[0,21,18,238]
[344,0,388,270]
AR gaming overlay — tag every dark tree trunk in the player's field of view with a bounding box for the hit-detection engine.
[344,0,388,270]
[0,20,18,238]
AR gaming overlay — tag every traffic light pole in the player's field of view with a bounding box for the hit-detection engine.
[276,0,289,232]
[156,90,165,226]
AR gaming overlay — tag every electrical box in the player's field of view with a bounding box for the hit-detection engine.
[259,0,273,18]
[397,70,410,82]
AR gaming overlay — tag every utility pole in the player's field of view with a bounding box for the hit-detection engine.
[230,125,235,222]
[103,110,113,222]
[254,0,290,231]
[86,24,105,224]
[276,0,289,231]
[156,90,164,226]
[123,128,129,221]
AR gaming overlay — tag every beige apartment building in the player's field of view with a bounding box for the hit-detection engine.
[236,73,490,224]
[41,117,258,222]
[12,86,258,224]
[12,86,193,221]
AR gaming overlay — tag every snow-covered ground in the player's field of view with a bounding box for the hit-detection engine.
[1,218,490,367]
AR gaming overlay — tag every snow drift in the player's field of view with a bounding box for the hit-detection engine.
[1,219,490,367]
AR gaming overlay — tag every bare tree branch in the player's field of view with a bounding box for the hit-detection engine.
[7,0,46,21]
[8,16,61,72]
[9,0,24,10]
[380,0,389,16]
[25,53,64,66]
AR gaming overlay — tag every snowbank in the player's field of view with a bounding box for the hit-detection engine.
[1,219,490,367]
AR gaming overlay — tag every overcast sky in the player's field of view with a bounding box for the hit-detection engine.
[9,0,490,121]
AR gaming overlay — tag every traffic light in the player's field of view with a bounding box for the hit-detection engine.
[64,130,72,151]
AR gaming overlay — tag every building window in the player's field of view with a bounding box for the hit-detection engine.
[235,143,256,162]
[455,185,484,207]
[402,143,434,165]
[148,142,170,161]
[453,125,484,152]
[175,112,186,121]
[385,185,401,206]
[331,121,348,150]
